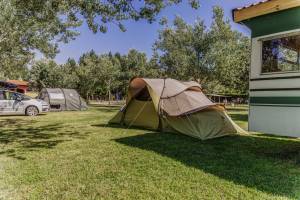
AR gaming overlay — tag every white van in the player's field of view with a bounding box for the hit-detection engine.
[0,90,49,116]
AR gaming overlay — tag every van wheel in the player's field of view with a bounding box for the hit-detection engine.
[25,106,39,116]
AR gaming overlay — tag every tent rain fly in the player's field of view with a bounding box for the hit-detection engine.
[110,78,246,140]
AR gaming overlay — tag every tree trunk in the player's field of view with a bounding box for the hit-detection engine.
[86,92,89,103]
[108,79,111,106]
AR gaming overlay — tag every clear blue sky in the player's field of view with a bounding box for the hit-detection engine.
[52,0,258,64]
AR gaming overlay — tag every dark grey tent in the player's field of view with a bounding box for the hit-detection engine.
[38,88,88,111]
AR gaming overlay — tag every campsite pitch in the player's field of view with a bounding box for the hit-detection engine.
[0,105,300,200]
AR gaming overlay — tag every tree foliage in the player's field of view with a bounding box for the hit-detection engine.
[207,7,250,94]
[4,3,250,98]
[154,6,250,94]
[77,51,122,99]
[154,16,210,81]
[0,0,199,79]
[116,49,160,94]
[29,49,160,100]
[30,60,63,91]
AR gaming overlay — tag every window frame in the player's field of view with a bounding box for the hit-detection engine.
[260,31,300,75]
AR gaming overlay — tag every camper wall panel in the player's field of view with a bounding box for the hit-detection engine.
[250,86,300,106]
[249,105,300,137]
[250,37,262,79]
[243,7,300,38]
[250,90,300,97]
[250,96,300,105]
[249,88,300,136]
[249,78,300,90]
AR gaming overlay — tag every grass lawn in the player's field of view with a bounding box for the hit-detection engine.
[1,105,300,199]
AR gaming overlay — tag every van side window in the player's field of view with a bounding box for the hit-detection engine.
[10,93,18,100]
[0,91,4,100]
[0,91,12,100]
[4,91,10,100]
[6,92,19,100]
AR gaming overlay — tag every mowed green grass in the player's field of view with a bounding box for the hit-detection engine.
[1,105,300,200]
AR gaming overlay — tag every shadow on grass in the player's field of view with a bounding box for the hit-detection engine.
[115,132,300,198]
[0,118,90,160]
[93,123,156,132]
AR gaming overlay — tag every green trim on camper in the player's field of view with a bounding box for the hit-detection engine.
[250,96,300,105]
[250,88,300,91]
[250,104,300,107]
[250,76,300,81]
[243,7,300,38]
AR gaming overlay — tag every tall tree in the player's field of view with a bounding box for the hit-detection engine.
[0,0,33,79]
[154,16,210,81]
[98,55,121,104]
[77,50,100,99]
[30,59,63,90]
[77,50,122,100]
[153,7,250,95]
[206,6,250,94]
[61,58,79,89]
[116,49,160,95]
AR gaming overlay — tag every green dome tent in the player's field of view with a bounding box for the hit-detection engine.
[38,88,88,111]
[109,78,246,140]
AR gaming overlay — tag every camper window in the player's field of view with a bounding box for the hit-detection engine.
[262,34,300,73]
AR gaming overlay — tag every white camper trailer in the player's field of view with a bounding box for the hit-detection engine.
[233,0,300,137]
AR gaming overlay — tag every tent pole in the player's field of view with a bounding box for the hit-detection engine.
[173,97,199,138]
[78,92,82,110]
[125,101,148,129]
[60,88,67,111]
[157,78,166,132]
[46,89,51,107]
[120,95,133,126]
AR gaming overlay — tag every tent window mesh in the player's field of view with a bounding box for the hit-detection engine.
[50,105,61,110]
[135,87,151,101]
